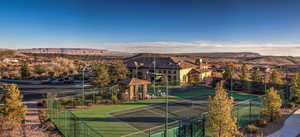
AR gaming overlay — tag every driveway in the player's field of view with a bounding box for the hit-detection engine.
[268,108,300,137]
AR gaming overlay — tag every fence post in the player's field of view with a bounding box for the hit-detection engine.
[202,116,205,137]
[249,101,252,122]
[236,105,240,128]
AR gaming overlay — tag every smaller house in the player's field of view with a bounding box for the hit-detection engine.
[2,58,19,64]
[187,69,212,84]
[119,78,151,101]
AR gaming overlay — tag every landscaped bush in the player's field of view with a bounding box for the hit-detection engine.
[95,96,102,104]
[59,98,72,106]
[254,118,267,127]
[102,99,112,104]
[37,99,47,107]
[38,110,49,124]
[244,124,259,133]
[111,95,119,104]
[234,131,244,137]
[287,102,296,109]
[118,93,128,102]
[72,98,83,106]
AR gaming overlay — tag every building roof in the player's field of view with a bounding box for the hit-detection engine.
[187,69,211,75]
[119,78,151,86]
[125,55,198,69]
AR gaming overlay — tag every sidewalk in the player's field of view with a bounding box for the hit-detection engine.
[268,108,300,137]
[23,101,50,137]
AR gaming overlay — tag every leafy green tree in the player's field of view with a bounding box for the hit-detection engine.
[291,73,300,102]
[34,64,46,75]
[241,64,249,81]
[241,64,250,91]
[223,65,234,91]
[47,69,55,78]
[20,64,31,79]
[0,84,27,128]
[271,70,284,85]
[208,82,238,137]
[252,70,262,83]
[262,87,282,121]
[223,65,233,80]
[92,64,110,88]
[111,62,128,83]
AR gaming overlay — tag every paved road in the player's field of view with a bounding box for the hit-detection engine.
[0,84,83,101]
[268,108,300,137]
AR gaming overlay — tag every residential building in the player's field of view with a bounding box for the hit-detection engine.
[125,55,211,84]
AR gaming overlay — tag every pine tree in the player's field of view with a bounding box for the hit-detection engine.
[262,87,282,121]
[92,64,110,88]
[291,73,300,102]
[111,62,128,84]
[0,84,27,128]
[20,64,31,79]
[207,82,237,137]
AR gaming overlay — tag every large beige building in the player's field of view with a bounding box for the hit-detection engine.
[125,55,211,84]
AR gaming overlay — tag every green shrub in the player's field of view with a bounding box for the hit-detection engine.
[59,97,72,105]
[244,124,259,133]
[255,118,267,127]
[72,98,83,106]
[38,110,49,124]
[111,95,119,104]
[119,93,129,102]
[37,99,47,107]
[95,96,102,104]
[287,102,296,109]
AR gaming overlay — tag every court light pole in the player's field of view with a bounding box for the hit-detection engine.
[82,65,86,106]
[165,75,169,137]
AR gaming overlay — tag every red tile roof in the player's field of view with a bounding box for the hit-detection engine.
[119,78,151,86]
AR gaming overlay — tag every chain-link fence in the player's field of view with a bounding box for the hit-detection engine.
[140,97,263,137]
[47,95,104,137]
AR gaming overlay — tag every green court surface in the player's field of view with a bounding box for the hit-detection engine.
[73,87,260,137]
[73,97,180,137]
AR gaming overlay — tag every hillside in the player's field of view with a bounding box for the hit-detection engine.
[178,52,261,58]
[0,49,26,58]
[18,48,132,57]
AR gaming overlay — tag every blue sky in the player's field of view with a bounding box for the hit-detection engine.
[1,0,300,55]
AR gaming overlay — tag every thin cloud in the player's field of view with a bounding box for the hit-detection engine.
[10,41,300,56]
[89,41,300,56]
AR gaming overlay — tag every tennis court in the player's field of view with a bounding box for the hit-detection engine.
[110,95,209,134]
[73,87,259,137]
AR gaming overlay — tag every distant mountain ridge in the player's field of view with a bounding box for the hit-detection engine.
[18,48,131,57]
[177,52,261,58]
